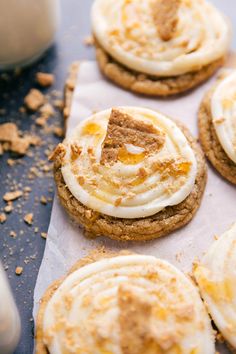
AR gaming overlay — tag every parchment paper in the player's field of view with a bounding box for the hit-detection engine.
[33,59,236,353]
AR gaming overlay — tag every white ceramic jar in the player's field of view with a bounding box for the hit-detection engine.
[0,264,21,354]
[0,0,60,70]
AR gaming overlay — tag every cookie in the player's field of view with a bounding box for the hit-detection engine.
[198,70,236,184]
[51,106,207,241]
[91,0,231,96]
[194,222,236,352]
[36,252,215,353]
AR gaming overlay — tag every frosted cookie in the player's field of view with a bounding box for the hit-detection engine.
[194,223,236,351]
[36,252,215,354]
[91,0,231,96]
[50,106,206,241]
[198,70,236,184]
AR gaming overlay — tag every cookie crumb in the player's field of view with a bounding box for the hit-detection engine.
[36,72,55,87]
[24,213,34,225]
[0,213,7,223]
[4,204,13,213]
[138,167,148,178]
[39,103,54,118]
[77,176,85,185]
[48,143,66,161]
[41,232,47,239]
[15,266,23,275]
[83,35,94,46]
[3,190,23,202]
[53,127,64,138]
[153,0,180,41]
[115,197,122,207]
[7,159,16,166]
[9,231,17,238]
[40,196,47,205]
[0,122,39,155]
[53,99,63,110]
[24,89,45,111]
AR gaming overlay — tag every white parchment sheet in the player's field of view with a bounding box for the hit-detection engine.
[34,59,236,353]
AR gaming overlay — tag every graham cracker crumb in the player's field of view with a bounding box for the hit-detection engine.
[53,99,63,110]
[153,0,180,41]
[138,167,148,178]
[40,103,54,118]
[15,266,23,275]
[4,204,13,213]
[0,213,7,223]
[24,213,34,225]
[40,196,47,205]
[3,190,23,202]
[115,197,122,207]
[0,122,40,155]
[83,35,95,46]
[53,127,64,138]
[9,231,17,238]
[77,176,85,185]
[71,143,82,160]
[0,123,18,141]
[48,143,66,161]
[24,89,45,111]
[7,159,16,166]
[36,72,55,87]
[41,232,47,239]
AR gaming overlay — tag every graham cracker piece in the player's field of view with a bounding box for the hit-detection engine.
[24,89,45,111]
[0,123,18,141]
[153,0,180,41]
[100,109,165,165]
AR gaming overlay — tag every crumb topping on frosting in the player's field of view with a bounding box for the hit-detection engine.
[153,0,180,41]
[92,0,231,77]
[59,107,197,219]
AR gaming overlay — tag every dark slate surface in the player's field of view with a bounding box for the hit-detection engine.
[0,1,93,353]
[0,1,234,353]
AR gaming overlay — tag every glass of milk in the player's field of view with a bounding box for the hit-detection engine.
[0,0,60,70]
[0,264,21,354]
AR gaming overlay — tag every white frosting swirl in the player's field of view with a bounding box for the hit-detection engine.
[211,71,236,163]
[43,254,215,354]
[61,107,197,219]
[92,0,231,77]
[194,223,236,349]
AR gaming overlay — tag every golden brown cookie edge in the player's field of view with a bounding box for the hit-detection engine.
[95,40,225,97]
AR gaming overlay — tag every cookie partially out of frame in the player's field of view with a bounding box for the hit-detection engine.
[198,73,236,185]
[194,222,236,353]
[54,93,207,242]
[91,0,231,96]
[36,251,215,354]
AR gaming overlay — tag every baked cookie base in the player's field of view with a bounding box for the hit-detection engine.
[198,87,236,185]
[54,123,207,242]
[95,40,225,97]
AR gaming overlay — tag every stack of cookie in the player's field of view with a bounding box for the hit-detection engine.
[36,0,236,353]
